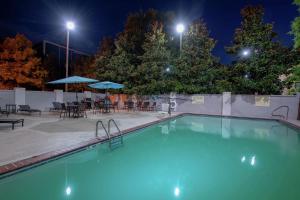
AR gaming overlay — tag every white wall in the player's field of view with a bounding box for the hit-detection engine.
[0,90,14,108]
[26,91,56,111]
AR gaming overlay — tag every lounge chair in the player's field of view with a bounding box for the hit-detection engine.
[18,105,41,115]
[0,119,24,130]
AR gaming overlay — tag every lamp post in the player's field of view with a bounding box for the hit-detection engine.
[65,21,75,92]
[176,23,185,55]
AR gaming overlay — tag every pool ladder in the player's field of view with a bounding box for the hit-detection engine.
[96,119,123,150]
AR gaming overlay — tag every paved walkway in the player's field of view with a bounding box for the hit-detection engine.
[0,111,171,166]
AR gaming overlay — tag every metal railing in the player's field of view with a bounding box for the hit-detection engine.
[96,119,123,149]
[271,105,289,120]
[96,120,110,138]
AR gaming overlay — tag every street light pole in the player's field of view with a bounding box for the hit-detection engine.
[176,23,185,56]
[65,30,70,92]
[179,32,182,53]
[65,21,75,92]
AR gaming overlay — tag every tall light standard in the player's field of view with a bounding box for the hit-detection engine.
[176,23,185,54]
[65,21,75,92]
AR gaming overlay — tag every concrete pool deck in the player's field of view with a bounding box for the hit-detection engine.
[0,111,173,167]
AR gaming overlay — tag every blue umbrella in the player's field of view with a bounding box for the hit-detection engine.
[89,81,124,89]
[89,81,124,97]
[48,76,98,101]
[48,76,98,84]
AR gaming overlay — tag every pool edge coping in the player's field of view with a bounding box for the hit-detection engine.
[0,112,299,176]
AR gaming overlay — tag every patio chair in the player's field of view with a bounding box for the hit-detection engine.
[123,101,128,110]
[149,102,157,111]
[136,101,143,111]
[83,98,92,109]
[18,105,41,115]
[92,101,102,114]
[59,103,68,118]
[0,118,24,130]
[73,103,87,118]
[127,101,134,111]
[50,102,62,112]
[141,101,150,111]
[110,101,119,112]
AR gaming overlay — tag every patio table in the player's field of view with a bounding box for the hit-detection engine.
[66,105,79,118]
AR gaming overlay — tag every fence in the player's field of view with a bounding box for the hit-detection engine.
[0,88,299,120]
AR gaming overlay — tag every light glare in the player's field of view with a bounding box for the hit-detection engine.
[176,23,185,33]
[250,156,256,166]
[66,21,75,30]
[174,187,180,197]
[66,186,72,196]
[243,50,250,56]
[241,156,246,163]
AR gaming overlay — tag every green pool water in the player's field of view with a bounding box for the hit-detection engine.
[1,115,300,200]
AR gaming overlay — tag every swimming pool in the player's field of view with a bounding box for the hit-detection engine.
[1,115,300,200]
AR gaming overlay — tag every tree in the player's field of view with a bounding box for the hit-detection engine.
[69,56,96,91]
[174,19,218,94]
[96,9,172,94]
[291,0,300,49]
[94,37,116,81]
[226,5,293,94]
[288,0,300,93]
[0,34,47,89]
[134,21,171,94]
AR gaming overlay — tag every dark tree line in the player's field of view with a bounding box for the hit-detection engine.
[91,6,299,95]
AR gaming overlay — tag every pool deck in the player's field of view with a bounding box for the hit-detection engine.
[0,111,300,175]
[0,111,175,171]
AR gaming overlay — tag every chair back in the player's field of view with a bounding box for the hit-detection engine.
[61,103,66,110]
[19,105,30,110]
[128,101,134,109]
[143,101,150,107]
[67,102,74,106]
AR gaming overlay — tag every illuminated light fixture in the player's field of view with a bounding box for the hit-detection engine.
[241,156,246,163]
[66,21,75,30]
[166,67,170,72]
[66,186,72,196]
[176,23,185,33]
[174,187,180,197]
[250,156,256,166]
[242,49,250,56]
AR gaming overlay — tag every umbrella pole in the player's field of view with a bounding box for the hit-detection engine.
[76,91,78,102]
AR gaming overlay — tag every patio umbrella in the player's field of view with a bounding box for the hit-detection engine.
[48,76,98,101]
[88,81,124,97]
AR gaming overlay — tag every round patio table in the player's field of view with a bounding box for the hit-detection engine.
[66,105,79,118]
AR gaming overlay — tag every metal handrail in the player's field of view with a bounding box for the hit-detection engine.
[108,119,123,145]
[96,120,110,138]
[271,105,289,120]
[108,119,122,136]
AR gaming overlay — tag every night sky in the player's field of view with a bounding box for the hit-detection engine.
[0,0,297,63]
